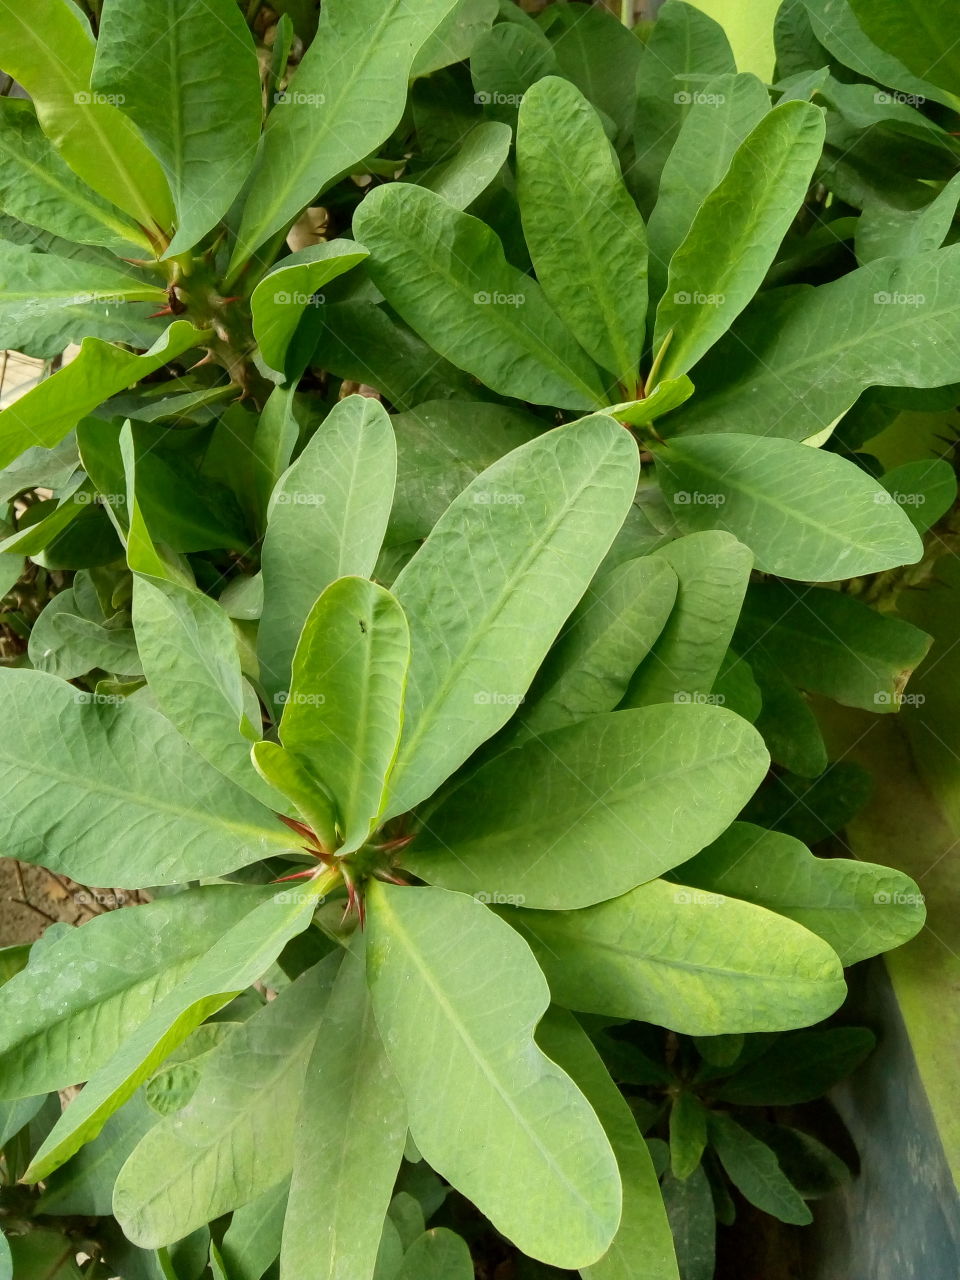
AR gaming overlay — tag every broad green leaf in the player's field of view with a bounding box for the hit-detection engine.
[396,1231,473,1280]
[0,241,165,358]
[114,960,337,1247]
[4,1229,82,1280]
[513,556,679,740]
[412,0,498,77]
[0,321,206,470]
[0,98,148,252]
[669,1094,709,1181]
[366,882,621,1269]
[713,1027,875,1105]
[0,669,291,887]
[751,654,828,778]
[517,76,648,387]
[631,0,736,215]
[417,121,512,209]
[622,532,753,708]
[258,395,396,708]
[879,459,957,534]
[537,1010,680,1280]
[674,247,960,440]
[384,415,639,817]
[711,649,761,723]
[0,891,265,1098]
[544,1,644,144]
[281,945,406,1280]
[144,1024,237,1117]
[654,101,825,380]
[93,0,262,257]
[857,173,960,264]
[0,0,174,237]
[508,878,847,1035]
[24,878,335,1182]
[735,583,932,712]
[132,574,277,805]
[647,73,771,308]
[28,587,139,680]
[251,241,369,375]
[470,22,559,125]
[250,386,300,531]
[221,1182,289,1280]
[352,183,607,410]
[408,705,768,910]
[280,578,409,852]
[654,434,923,580]
[709,1113,812,1225]
[659,1167,715,1280]
[229,0,461,277]
[743,1121,851,1197]
[388,1194,424,1252]
[802,0,960,109]
[677,822,926,965]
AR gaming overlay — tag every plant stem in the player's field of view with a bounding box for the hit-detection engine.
[620,0,634,27]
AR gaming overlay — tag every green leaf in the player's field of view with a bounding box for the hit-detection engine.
[0,0,174,237]
[229,0,461,276]
[0,889,274,1100]
[857,172,960,264]
[654,434,923,580]
[24,878,334,1182]
[0,321,206,470]
[669,1094,709,1181]
[647,73,771,310]
[509,878,847,1035]
[249,386,300,531]
[412,0,498,77]
[0,1230,10,1280]
[384,415,639,817]
[470,22,559,125]
[607,376,695,426]
[544,1,644,145]
[396,1231,473,1280]
[735,582,932,712]
[654,101,825,380]
[714,1027,875,1105]
[536,1009,680,1280]
[251,740,338,853]
[352,183,606,410]
[93,0,262,257]
[27,587,139,681]
[251,241,369,375]
[660,1166,715,1280]
[281,944,406,1280]
[0,98,148,252]
[513,556,678,740]
[258,395,396,708]
[622,532,753,708]
[408,705,768,910]
[221,1182,288,1280]
[708,1113,812,1225]
[0,668,290,887]
[677,822,926,965]
[4,1229,82,1280]
[517,76,648,387]
[417,121,512,210]
[674,247,960,440]
[366,882,621,1269]
[879,459,957,534]
[144,1024,237,1117]
[279,578,409,852]
[114,960,337,1247]
[814,0,960,103]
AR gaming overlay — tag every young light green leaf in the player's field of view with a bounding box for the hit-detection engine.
[280,578,409,852]
[229,0,461,277]
[0,0,174,237]
[251,241,369,375]
[607,376,695,426]
[674,247,960,440]
[384,415,639,817]
[735,582,932,712]
[622,532,753,708]
[517,76,649,387]
[709,1113,812,1225]
[93,0,262,257]
[0,99,148,252]
[408,705,768,910]
[0,669,291,887]
[366,882,621,1269]
[512,556,678,740]
[281,944,406,1280]
[24,877,335,1182]
[0,888,270,1099]
[258,395,396,708]
[417,121,512,210]
[352,183,607,410]
[251,740,339,852]
[654,101,825,380]
[0,321,207,469]
[654,434,923,580]
[677,822,926,965]
[537,1009,680,1280]
[396,1230,473,1280]
[509,878,847,1035]
[114,960,337,1247]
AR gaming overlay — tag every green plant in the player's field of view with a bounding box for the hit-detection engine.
[0,0,957,1276]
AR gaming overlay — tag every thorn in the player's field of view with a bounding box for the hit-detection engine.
[376,833,415,854]
[373,869,409,886]
[187,353,218,372]
[148,305,175,318]
[277,812,316,842]
[272,869,316,883]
